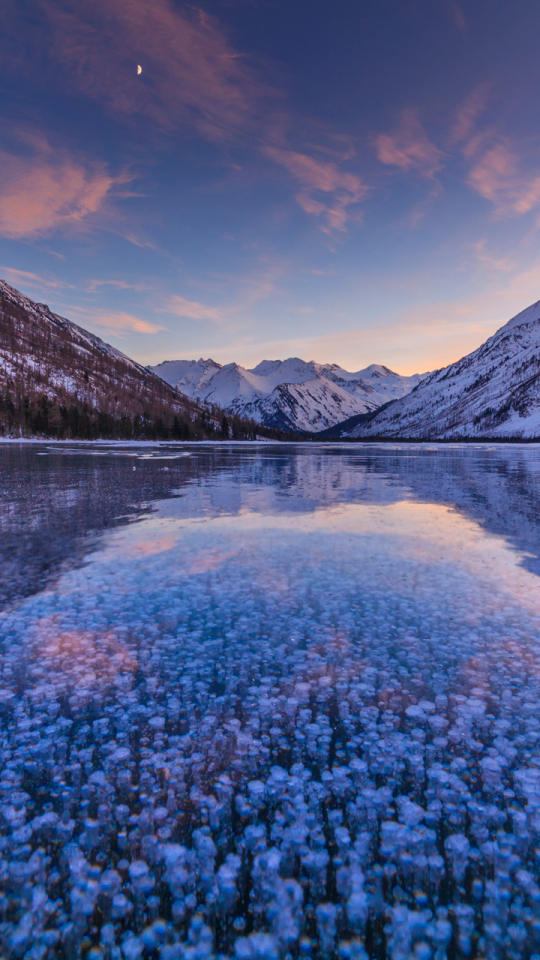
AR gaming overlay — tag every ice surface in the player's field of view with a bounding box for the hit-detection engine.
[2,443,540,958]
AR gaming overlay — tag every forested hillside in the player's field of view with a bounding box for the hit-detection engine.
[0,281,296,441]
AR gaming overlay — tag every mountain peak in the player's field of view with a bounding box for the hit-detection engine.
[504,299,540,331]
[148,354,423,432]
[344,298,540,440]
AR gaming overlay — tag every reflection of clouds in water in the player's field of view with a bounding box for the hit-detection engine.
[92,500,540,627]
[25,615,138,711]
[129,535,178,558]
[190,549,239,574]
[95,521,240,572]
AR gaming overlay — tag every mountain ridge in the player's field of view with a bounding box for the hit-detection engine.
[149,356,425,432]
[334,299,540,439]
[7,277,540,442]
[0,280,295,441]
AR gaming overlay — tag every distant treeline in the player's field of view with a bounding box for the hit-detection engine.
[0,390,304,442]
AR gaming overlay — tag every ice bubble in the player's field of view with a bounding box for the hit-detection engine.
[316,903,338,957]
[111,893,133,919]
[338,941,368,960]
[149,716,166,730]
[234,933,279,960]
[397,797,425,826]
[346,885,368,932]
[444,834,470,883]
[454,904,475,955]
[5,499,540,958]
[121,935,143,960]
[405,705,427,720]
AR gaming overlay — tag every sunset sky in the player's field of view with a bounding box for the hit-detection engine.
[1,0,540,373]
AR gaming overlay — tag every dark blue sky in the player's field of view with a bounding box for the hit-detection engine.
[1,0,540,371]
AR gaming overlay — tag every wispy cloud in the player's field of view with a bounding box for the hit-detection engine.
[36,0,267,142]
[433,1,468,34]
[86,279,151,293]
[7,1,369,237]
[373,92,540,226]
[448,86,540,219]
[449,2,467,33]
[218,263,540,375]
[67,304,165,335]
[0,135,130,240]
[375,109,444,178]
[263,146,367,232]
[90,310,165,335]
[467,139,540,216]
[450,83,491,146]
[164,295,226,322]
[0,267,73,289]
[471,239,514,272]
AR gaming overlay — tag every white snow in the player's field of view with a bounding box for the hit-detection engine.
[149,357,424,432]
[350,299,540,439]
[0,279,146,376]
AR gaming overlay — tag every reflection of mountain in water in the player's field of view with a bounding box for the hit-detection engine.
[0,446,206,609]
[3,443,540,609]
[164,445,540,577]
[366,446,540,578]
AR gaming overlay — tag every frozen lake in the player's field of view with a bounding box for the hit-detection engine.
[2,442,540,959]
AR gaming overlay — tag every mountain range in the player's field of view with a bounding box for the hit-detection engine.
[0,279,290,441]
[330,299,540,440]
[148,357,424,432]
[3,275,540,441]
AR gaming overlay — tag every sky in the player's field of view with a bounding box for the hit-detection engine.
[1,0,540,374]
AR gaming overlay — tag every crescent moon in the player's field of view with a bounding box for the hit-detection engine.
[137,65,142,75]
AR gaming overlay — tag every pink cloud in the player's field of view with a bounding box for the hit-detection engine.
[375,110,444,178]
[63,301,164,335]
[0,140,127,239]
[472,240,514,272]
[450,3,467,33]
[467,139,540,215]
[76,308,165,335]
[92,311,164,334]
[263,146,367,232]
[164,295,225,322]
[450,87,540,218]
[450,84,491,146]
[0,267,72,289]
[514,179,540,215]
[6,1,370,238]
[37,0,266,142]
[468,142,516,202]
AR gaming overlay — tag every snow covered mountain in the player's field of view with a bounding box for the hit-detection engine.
[149,356,424,432]
[0,279,201,437]
[341,299,540,439]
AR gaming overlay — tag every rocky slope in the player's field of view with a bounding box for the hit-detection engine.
[0,279,204,438]
[149,356,424,432]
[340,299,540,439]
